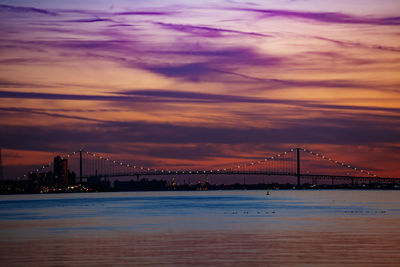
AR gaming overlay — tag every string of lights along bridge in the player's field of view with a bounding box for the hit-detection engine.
[21,147,400,185]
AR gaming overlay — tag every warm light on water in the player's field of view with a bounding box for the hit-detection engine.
[1,190,400,266]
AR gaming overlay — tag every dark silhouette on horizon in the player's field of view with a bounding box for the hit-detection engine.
[1,146,400,194]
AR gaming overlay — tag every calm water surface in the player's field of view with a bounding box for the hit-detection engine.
[0,190,399,266]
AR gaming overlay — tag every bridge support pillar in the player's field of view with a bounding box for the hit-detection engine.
[296,147,301,187]
[79,149,82,183]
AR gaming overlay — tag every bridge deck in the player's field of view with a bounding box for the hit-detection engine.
[81,171,400,183]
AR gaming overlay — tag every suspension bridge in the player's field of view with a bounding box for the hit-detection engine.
[19,147,400,186]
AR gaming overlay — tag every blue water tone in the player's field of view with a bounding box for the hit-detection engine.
[1,190,400,266]
[1,190,399,236]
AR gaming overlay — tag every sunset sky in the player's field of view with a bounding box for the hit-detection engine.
[1,0,400,178]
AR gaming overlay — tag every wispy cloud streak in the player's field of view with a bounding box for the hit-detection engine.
[155,22,271,37]
[235,8,400,25]
[0,4,58,16]
[116,11,173,16]
[2,90,400,114]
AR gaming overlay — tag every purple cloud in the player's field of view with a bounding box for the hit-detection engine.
[0,4,57,16]
[139,47,282,81]
[144,63,216,82]
[53,40,134,52]
[2,115,400,154]
[0,80,54,88]
[139,53,393,89]
[155,22,271,38]
[64,18,113,23]
[315,36,400,53]
[54,9,173,18]
[115,11,172,16]
[109,23,134,27]
[145,46,281,66]
[235,8,400,25]
[2,90,400,114]
[0,91,145,102]
[0,107,103,123]
[117,89,400,113]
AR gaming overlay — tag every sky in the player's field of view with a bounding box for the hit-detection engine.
[0,0,400,179]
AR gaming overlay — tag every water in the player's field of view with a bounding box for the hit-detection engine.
[1,190,400,266]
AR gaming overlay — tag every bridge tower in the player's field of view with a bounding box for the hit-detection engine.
[79,149,83,183]
[297,147,301,186]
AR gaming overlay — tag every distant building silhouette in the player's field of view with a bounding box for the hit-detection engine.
[54,156,68,186]
[0,148,4,181]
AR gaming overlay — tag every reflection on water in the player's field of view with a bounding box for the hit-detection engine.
[1,190,400,266]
